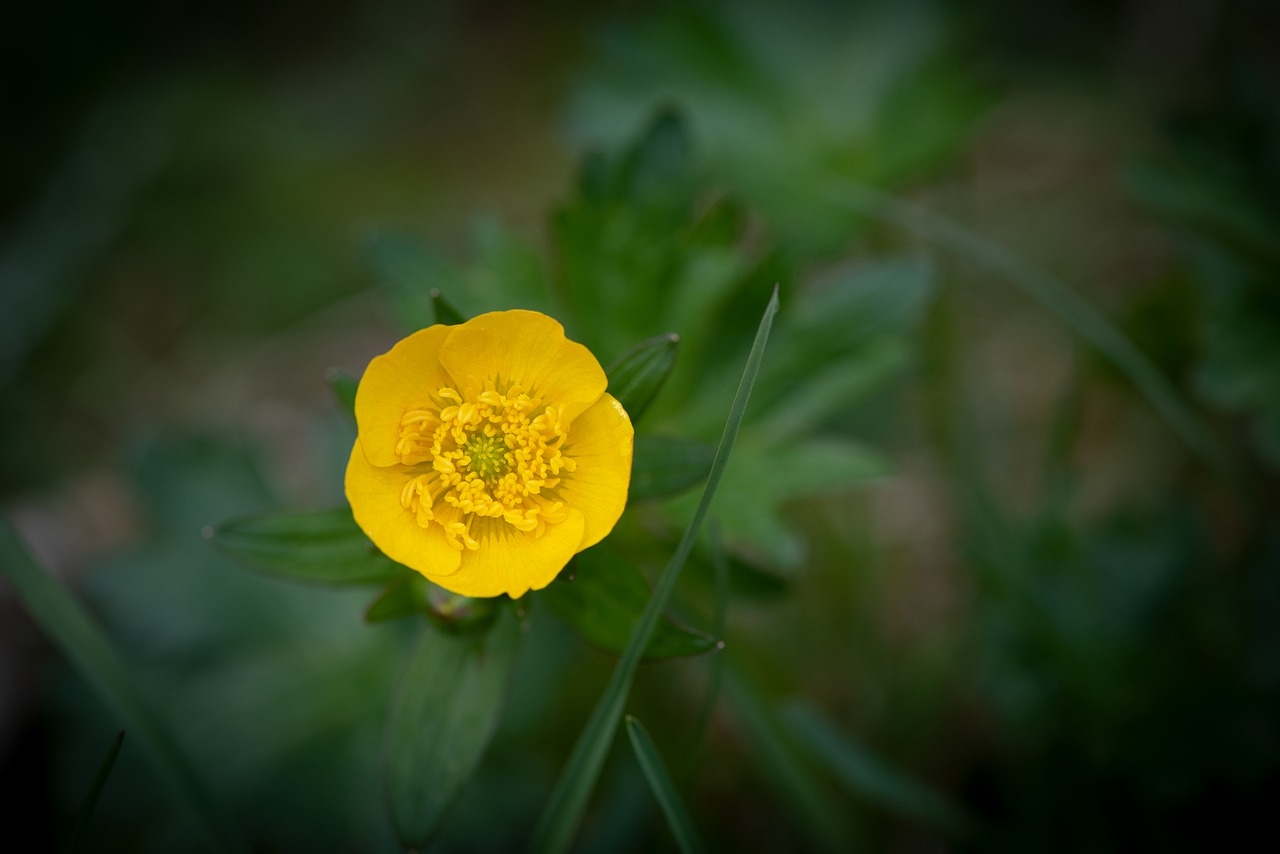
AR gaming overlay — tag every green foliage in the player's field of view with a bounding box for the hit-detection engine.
[384,609,522,849]
[568,0,990,256]
[783,701,970,837]
[531,288,778,854]
[0,519,240,853]
[628,436,715,501]
[605,332,681,423]
[65,731,126,852]
[211,507,409,587]
[1129,73,1280,467]
[539,545,718,661]
[626,716,706,854]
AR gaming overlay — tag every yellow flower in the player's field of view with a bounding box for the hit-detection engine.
[345,310,634,598]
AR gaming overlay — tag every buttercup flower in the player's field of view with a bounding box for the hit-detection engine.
[345,310,634,598]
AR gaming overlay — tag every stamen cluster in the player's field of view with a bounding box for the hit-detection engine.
[394,382,574,550]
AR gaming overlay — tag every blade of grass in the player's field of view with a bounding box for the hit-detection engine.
[683,524,729,778]
[782,701,972,838]
[64,730,125,852]
[0,518,240,853]
[723,665,855,851]
[827,182,1232,479]
[529,286,780,854]
[626,716,706,854]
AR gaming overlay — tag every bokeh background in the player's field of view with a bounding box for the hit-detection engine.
[3,0,1279,850]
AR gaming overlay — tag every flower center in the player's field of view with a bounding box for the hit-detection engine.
[394,382,575,550]
[463,432,508,481]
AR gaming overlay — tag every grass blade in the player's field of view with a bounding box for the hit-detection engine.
[0,518,240,853]
[783,701,971,837]
[683,524,729,777]
[529,286,780,854]
[723,666,855,851]
[626,717,706,854]
[64,730,125,852]
[828,182,1232,478]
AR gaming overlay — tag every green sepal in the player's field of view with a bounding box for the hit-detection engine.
[363,575,420,623]
[629,435,715,501]
[430,287,466,325]
[364,573,498,634]
[539,546,718,662]
[210,506,409,586]
[607,333,679,423]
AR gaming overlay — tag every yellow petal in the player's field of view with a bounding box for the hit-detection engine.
[355,325,454,467]
[439,310,607,421]
[344,440,462,580]
[559,393,634,550]
[440,512,586,598]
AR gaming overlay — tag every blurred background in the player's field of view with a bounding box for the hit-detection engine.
[2,0,1279,850]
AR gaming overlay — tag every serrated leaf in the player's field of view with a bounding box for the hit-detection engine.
[540,547,718,661]
[385,609,521,849]
[211,507,408,586]
[626,717,706,854]
[325,368,358,420]
[670,436,890,570]
[607,333,680,423]
[630,435,715,501]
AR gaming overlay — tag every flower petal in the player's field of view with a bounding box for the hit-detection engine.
[439,310,607,421]
[559,393,634,550]
[355,325,454,467]
[445,512,587,598]
[344,440,463,580]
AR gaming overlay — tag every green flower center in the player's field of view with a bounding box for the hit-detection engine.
[463,432,509,481]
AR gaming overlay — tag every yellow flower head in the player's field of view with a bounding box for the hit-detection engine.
[345,310,634,598]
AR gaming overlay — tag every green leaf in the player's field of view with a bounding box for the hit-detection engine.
[782,701,971,837]
[384,608,522,849]
[324,368,358,420]
[211,507,408,586]
[626,717,706,854]
[671,436,890,570]
[540,547,718,661]
[430,287,466,325]
[607,333,680,423]
[530,286,779,854]
[630,436,715,501]
[0,519,240,853]
[65,731,125,853]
